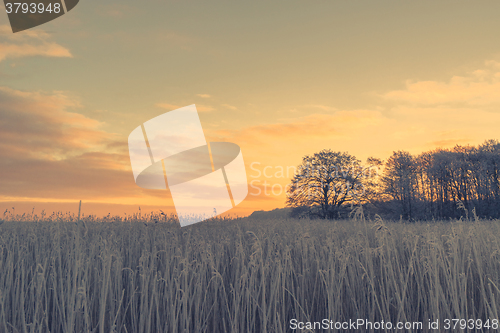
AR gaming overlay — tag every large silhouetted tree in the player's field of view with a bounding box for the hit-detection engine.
[286,150,373,219]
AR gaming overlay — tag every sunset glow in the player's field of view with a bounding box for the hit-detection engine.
[2,1,500,218]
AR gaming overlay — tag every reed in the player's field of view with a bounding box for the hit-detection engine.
[0,213,498,332]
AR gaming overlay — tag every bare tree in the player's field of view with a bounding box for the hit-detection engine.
[381,151,417,220]
[286,150,371,219]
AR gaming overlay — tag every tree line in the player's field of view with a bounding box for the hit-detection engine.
[285,139,500,221]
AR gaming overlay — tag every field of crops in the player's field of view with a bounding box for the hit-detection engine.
[0,213,499,332]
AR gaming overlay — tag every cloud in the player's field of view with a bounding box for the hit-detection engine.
[0,86,150,201]
[426,138,473,149]
[0,25,72,62]
[197,94,211,98]
[382,61,500,106]
[222,104,238,110]
[0,43,72,62]
[300,104,337,111]
[0,86,114,155]
[359,60,500,152]
[0,87,109,158]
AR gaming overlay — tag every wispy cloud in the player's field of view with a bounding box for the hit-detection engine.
[222,104,237,110]
[197,94,211,98]
[300,104,337,112]
[382,61,500,106]
[0,25,72,62]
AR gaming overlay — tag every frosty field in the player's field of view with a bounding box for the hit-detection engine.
[0,214,499,332]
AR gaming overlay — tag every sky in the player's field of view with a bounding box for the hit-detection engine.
[1,0,500,218]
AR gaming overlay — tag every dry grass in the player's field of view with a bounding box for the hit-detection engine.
[0,212,499,332]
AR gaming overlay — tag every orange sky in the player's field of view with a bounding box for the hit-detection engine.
[1,1,500,218]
